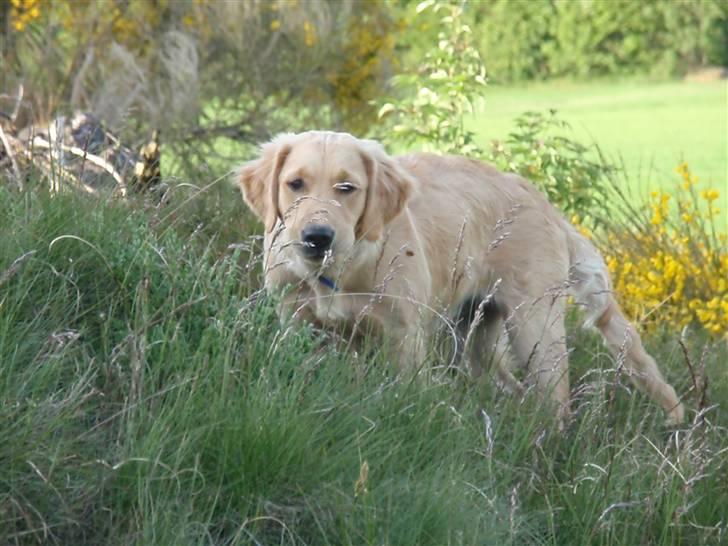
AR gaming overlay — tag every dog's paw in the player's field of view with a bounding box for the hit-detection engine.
[665,403,686,427]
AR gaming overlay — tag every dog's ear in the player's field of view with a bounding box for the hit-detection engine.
[237,134,295,232]
[357,140,415,241]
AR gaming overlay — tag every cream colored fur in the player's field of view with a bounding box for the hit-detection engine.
[237,131,685,425]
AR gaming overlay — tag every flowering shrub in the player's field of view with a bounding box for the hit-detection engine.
[584,163,727,338]
[326,2,400,132]
[3,0,401,176]
[488,112,724,338]
[9,0,40,32]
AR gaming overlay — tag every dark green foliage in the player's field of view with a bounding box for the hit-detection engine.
[473,0,728,82]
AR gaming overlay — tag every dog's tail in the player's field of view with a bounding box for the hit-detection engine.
[564,222,685,424]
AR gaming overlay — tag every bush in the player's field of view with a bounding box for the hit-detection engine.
[489,110,611,219]
[376,1,487,156]
[589,163,727,338]
[491,112,727,340]
[1,1,400,178]
[473,0,728,82]
[378,4,611,220]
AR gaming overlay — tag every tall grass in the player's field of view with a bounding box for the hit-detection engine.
[1,177,726,545]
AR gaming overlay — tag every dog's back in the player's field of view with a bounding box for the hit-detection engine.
[395,153,572,308]
[393,152,684,424]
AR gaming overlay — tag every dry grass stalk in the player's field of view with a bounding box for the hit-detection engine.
[678,337,709,419]
[0,250,36,288]
[0,124,22,189]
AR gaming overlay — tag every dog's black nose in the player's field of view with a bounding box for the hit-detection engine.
[301,224,335,256]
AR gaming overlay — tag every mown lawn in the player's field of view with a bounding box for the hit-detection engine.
[1,177,727,545]
[471,79,727,192]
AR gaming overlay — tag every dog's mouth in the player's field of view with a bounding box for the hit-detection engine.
[297,241,334,263]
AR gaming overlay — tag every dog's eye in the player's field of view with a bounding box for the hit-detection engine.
[287,179,304,191]
[334,182,357,194]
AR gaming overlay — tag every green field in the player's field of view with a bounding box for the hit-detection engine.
[471,80,727,193]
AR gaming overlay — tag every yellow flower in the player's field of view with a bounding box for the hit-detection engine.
[602,162,727,338]
[701,189,719,202]
[9,0,41,32]
[303,20,317,47]
[270,20,281,31]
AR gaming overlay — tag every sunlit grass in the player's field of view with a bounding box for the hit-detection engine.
[471,79,727,190]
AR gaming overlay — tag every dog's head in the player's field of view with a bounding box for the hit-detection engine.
[237,131,414,268]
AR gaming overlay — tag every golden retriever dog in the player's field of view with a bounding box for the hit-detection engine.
[237,131,685,425]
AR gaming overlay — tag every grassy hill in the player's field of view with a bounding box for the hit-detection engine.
[1,178,726,545]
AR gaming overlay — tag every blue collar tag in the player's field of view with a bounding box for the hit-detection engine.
[318,275,338,291]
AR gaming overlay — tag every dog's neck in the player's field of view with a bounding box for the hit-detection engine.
[291,238,383,324]
[311,237,384,294]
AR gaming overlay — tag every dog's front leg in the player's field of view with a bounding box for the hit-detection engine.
[398,325,427,373]
[365,301,428,376]
[276,283,320,327]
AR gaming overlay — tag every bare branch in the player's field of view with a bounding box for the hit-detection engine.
[31,136,127,196]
